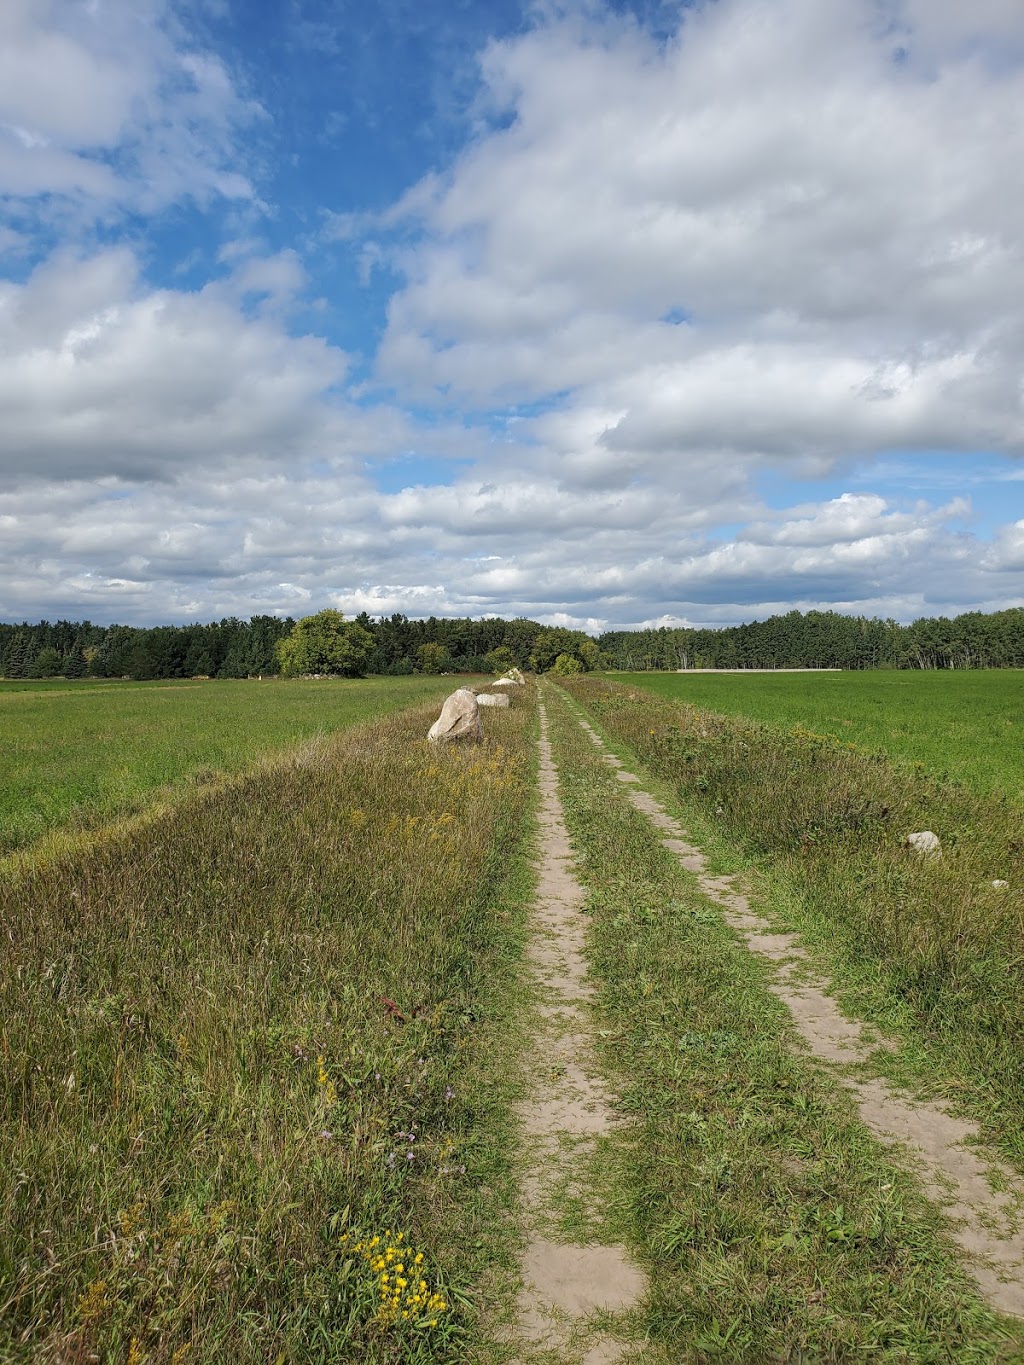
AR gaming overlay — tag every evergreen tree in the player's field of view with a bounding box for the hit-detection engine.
[63,644,88,679]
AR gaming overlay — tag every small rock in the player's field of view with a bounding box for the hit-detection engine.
[991,879,1010,890]
[428,688,483,743]
[905,831,942,857]
[477,692,510,708]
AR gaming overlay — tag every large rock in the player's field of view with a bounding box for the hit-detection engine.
[492,675,524,687]
[477,692,510,708]
[905,830,941,857]
[428,688,483,742]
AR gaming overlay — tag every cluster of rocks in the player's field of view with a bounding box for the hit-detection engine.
[427,668,526,742]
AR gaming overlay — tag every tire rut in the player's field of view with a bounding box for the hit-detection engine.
[512,701,646,1364]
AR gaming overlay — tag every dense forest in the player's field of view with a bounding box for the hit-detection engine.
[0,613,577,680]
[599,607,1024,672]
[0,606,1022,681]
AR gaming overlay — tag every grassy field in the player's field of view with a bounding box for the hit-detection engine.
[620,670,1024,796]
[560,676,1024,1173]
[541,683,1022,1361]
[0,691,534,1363]
[0,676,464,858]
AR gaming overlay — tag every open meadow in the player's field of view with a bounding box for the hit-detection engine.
[6,668,1024,1360]
[0,687,533,1363]
[561,676,1024,1171]
[0,676,463,860]
[619,669,1024,797]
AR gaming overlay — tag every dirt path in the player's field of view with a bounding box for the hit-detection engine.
[573,709,1024,1319]
[512,701,646,1364]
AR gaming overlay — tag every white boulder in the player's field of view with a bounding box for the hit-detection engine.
[477,692,510,708]
[428,688,483,743]
[905,831,942,857]
[992,879,1010,890]
[492,675,524,687]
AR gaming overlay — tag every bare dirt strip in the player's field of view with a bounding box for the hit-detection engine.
[572,709,1024,1320]
[512,700,645,1364]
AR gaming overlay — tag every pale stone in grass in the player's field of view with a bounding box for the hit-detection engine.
[428,688,483,742]
[477,692,510,708]
[906,831,942,857]
[992,879,1010,890]
[491,677,518,687]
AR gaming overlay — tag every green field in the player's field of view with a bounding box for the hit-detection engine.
[620,670,1024,795]
[0,675,464,858]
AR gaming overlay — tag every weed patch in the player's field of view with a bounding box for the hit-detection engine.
[0,676,465,858]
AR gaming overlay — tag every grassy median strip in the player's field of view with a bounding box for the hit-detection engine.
[543,682,1024,1362]
[0,695,534,1364]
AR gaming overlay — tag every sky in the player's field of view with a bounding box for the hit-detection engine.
[1,0,1023,632]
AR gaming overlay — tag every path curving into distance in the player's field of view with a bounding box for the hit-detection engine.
[512,700,646,1364]
[571,705,1024,1319]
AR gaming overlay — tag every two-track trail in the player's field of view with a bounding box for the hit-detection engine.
[511,700,646,1364]
[564,701,1024,1322]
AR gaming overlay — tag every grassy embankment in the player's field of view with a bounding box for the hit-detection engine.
[0,676,464,860]
[620,669,1024,797]
[540,681,1024,1360]
[0,689,534,1364]
[559,675,1024,1174]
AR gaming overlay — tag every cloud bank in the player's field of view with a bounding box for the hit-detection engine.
[1,0,1022,628]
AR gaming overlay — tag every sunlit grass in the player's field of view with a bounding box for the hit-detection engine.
[0,692,533,1362]
[542,682,1023,1360]
[561,676,1024,1173]
[0,676,466,857]
[620,669,1024,797]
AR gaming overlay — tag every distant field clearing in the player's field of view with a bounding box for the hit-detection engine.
[0,675,463,857]
[622,669,1024,796]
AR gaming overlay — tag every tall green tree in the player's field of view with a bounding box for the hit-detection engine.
[275,610,374,678]
[415,642,452,674]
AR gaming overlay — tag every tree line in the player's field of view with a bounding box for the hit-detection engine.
[0,613,598,680]
[1,606,1022,681]
[599,607,1024,671]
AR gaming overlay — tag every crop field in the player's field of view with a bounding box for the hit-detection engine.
[0,691,532,1363]
[619,669,1024,797]
[0,676,463,859]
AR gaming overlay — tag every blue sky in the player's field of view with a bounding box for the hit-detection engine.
[1,0,1022,630]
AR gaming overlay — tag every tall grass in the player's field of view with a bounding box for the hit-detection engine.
[622,669,1024,797]
[559,677,1024,1166]
[0,676,464,858]
[544,685,1017,1361]
[0,696,532,1363]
